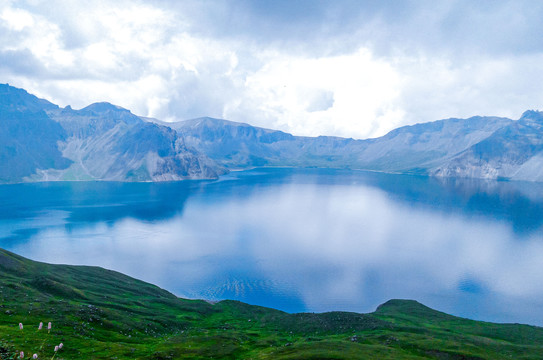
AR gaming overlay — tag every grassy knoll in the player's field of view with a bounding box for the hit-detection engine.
[1,248,542,359]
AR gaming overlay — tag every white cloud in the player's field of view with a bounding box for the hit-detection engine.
[0,6,34,31]
[225,49,404,138]
[395,53,543,125]
[1,1,543,138]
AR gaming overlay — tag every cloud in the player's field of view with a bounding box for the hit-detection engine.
[224,49,404,138]
[160,1,543,58]
[395,53,543,124]
[1,0,543,138]
[0,49,45,76]
[305,90,334,113]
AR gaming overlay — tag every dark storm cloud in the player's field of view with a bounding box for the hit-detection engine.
[0,49,46,76]
[157,0,543,58]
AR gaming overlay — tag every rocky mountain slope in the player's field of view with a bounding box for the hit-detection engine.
[0,85,71,182]
[3,83,543,182]
[161,114,527,179]
[0,84,224,183]
[432,110,543,181]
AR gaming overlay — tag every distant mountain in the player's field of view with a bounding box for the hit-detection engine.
[355,116,513,173]
[155,117,306,168]
[158,115,518,178]
[0,85,71,182]
[432,110,543,181]
[0,84,224,183]
[3,83,543,183]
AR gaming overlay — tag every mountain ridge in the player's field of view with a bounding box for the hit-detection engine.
[0,84,226,183]
[161,114,520,178]
[2,83,543,182]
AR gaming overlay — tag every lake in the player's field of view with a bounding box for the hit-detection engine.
[1,168,543,326]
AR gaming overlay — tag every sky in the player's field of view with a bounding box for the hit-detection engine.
[1,0,543,139]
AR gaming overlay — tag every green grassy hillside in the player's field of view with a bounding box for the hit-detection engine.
[1,249,542,359]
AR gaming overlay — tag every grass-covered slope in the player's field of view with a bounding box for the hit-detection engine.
[1,249,542,359]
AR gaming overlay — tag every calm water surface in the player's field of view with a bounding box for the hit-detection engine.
[1,168,543,325]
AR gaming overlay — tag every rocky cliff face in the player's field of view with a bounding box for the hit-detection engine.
[353,116,513,172]
[0,84,72,182]
[161,115,518,178]
[0,84,225,183]
[431,111,543,181]
[162,117,301,168]
[3,83,543,183]
[160,112,543,182]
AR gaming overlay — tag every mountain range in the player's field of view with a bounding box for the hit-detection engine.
[0,84,223,183]
[152,111,543,182]
[1,83,543,183]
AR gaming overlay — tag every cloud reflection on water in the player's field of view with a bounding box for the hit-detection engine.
[3,169,543,325]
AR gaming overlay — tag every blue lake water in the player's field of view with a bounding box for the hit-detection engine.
[1,168,543,326]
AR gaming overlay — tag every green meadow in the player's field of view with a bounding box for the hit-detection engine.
[1,249,542,359]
